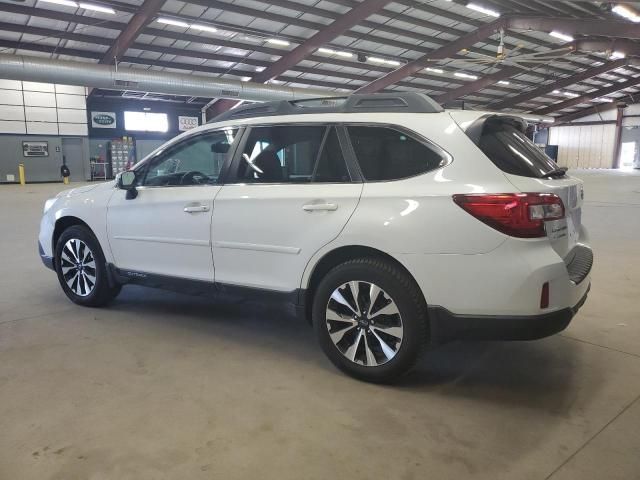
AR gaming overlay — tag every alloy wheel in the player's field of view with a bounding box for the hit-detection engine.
[60,239,97,297]
[325,281,404,367]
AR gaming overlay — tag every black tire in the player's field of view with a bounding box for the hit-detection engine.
[54,225,121,307]
[312,258,428,383]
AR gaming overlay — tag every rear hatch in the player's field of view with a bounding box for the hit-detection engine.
[450,111,584,259]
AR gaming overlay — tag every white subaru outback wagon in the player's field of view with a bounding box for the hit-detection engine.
[39,93,592,382]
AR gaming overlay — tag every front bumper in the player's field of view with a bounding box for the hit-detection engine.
[428,284,590,344]
[39,241,54,271]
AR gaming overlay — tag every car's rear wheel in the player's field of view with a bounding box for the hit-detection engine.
[312,258,428,383]
[55,225,121,307]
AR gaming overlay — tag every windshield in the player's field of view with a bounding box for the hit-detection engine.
[477,119,560,178]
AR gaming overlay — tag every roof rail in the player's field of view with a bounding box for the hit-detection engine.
[209,92,444,123]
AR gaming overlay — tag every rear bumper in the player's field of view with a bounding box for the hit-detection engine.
[429,284,590,344]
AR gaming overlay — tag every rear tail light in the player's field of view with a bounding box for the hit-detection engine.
[452,193,565,238]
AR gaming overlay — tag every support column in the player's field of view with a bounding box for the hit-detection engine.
[612,103,627,169]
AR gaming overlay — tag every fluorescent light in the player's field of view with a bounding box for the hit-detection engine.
[78,2,115,13]
[563,91,579,98]
[41,0,78,7]
[610,51,626,60]
[552,90,561,94]
[593,97,613,103]
[317,48,353,58]
[542,118,555,124]
[466,3,500,17]
[368,56,401,66]
[425,67,444,74]
[241,76,251,82]
[498,80,510,85]
[267,38,290,46]
[612,5,640,22]
[255,66,265,72]
[454,72,479,80]
[157,18,190,28]
[549,31,574,42]
[190,24,218,33]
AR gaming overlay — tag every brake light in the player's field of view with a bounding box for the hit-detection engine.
[452,193,565,238]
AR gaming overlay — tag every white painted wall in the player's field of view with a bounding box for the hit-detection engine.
[0,80,88,135]
[549,124,616,169]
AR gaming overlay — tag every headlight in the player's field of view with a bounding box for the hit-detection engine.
[43,198,57,214]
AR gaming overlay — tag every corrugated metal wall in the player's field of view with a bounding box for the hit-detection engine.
[549,124,616,169]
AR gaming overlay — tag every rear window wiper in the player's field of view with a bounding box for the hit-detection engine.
[543,167,567,178]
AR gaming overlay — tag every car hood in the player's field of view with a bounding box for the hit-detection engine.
[56,180,116,198]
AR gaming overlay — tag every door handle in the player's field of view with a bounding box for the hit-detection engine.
[302,203,338,212]
[183,204,210,213]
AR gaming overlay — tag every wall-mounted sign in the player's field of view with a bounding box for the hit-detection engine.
[178,116,199,131]
[91,111,117,128]
[22,141,49,157]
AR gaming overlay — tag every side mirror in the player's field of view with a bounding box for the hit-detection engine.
[117,171,138,199]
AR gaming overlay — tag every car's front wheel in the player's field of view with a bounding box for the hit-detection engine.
[55,225,121,307]
[312,258,428,383]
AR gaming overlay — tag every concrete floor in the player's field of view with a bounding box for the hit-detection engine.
[1,170,639,480]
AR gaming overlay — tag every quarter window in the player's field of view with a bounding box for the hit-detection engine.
[238,125,350,183]
[347,126,445,181]
[141,128,239,186]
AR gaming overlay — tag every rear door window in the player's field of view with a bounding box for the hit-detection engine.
[347,126,445,181]
[476,119,559,178]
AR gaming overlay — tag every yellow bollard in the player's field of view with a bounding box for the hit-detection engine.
[18,163,26,186]
[63,176,69,185]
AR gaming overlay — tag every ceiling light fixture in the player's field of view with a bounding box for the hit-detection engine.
[317,47,353,58]
[368,56,400,66]
[454,72,479,80]
[157,18,190,28]
[78,2,115,13]
[425,67,444,74]
[563,91,579,98]
[593,97,613,103]
[190,24,218,33]
[549,31,574,42]
[612,4,640,23]
[609,51,626,60]
[466,3,500,17]
[552,90,561,94]
[267,38,290,46]
[41,0,79,7]
[498,80,510,85]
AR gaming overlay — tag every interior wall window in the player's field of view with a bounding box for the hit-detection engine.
[124,111,169,133]
[238,125,350,183]
[140,128,239,187]
[347,126,445,181]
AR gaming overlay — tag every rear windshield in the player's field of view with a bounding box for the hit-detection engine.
[477,119,559,178]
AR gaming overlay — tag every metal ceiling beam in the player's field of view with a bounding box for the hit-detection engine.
[506,17,640,40]
[489,58,628,110]
[534,77,640,116]
[355,19,505,93]
[575,38,640,58]
[555,94,638,124]
[433,67,522,104]
[100,0,165,65]
[251,0,393,84]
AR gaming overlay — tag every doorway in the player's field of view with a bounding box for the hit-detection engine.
[61,137,86,182]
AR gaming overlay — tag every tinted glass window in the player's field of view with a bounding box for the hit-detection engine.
[477,120,559,178]
[347,126,444,181]
[314,128,350,182]
[142,128,238,186]
[238,125,350,183]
